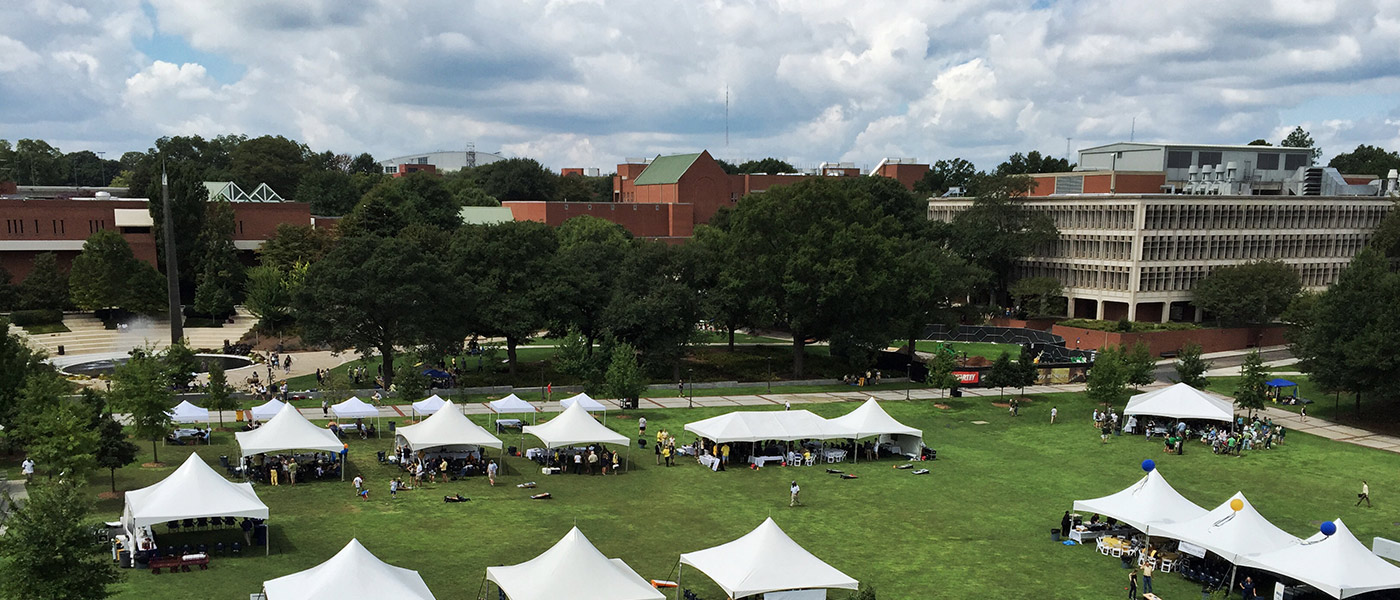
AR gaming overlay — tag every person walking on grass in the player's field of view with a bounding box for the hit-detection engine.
[1357,480,1372,507]
[390,477,399,499]
[487,460,498,486]
[789,480,802,507]
[21,457,34,483]
[1050,406,1057,424]
[638,416,647,439]
[1126,568,1138,599]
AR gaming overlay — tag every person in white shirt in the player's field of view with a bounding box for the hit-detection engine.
[1357,480,1371,507]
[21,457,34,482]
[353,475,363,492]
[789,481,802,507]
[1050,406,1058,424]
[487,460,498,486]
[637,417,647,438]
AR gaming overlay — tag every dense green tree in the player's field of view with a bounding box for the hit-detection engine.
[122,263,168,316]
[63,150,120,187]
[68,230,139,311]
[0,266,16,310]
[243,265,295,331]
[1173,342,1210,389]
[162,339,200,390]
[949,175,1057,304]
[914,158,979,196]
[1191,260,1301,326]
[204,360,236,430]
[295,235,464,389]
[1328,144,1399,180]
[0,319,46,445]
[90,391,138,493]
[926,349,959,398]
[1234,349,1268,419]
[257,224,333,271]
[1368,205,1400,260]
[474,157,557,201]
[1086,346,1128,410]
[393,366,430,403]
[17,252,69,310]
[107,349,174,463]
[1246,139,1272,146]
[603,342,647,402]
[994,151,1070,176]
[7,138,67,185]
[451,221,560,375]
[193,200,243,318]
[0,480,122,600]
[230,134,310,197]
[735,157,797,174]
[1015,345,1041,394]
[339,172,463,238]
[1009,276,1065,318]
[604,240,700,376]
[16,373,99,479]
[689,224,755,350]
[348,152,380,175]
[556,173,605,202]
[0,139,12,181]
[985,351,1016,400]
[552,216,632,354]
[1124,340,1156,388]
[889,237,979,364]
[1280,126,1321,160]
[715,158,740,175]
[294,169,360,216]
[145,161,209,296]
[553,327,605,389]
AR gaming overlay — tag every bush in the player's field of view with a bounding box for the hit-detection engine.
[8,309,63,326]
[1059,318,1201,333]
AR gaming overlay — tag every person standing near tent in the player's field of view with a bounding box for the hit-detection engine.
[1141,556,1154,594]
[1126,567,1138,599]
[1357,480,1372,507]
[638,416,646,438]
[721,443,731,465]
[487,460,498,486]
[1300,405,1307,421]
[1239,576,1256,600]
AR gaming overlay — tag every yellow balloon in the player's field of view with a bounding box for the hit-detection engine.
[1230,499,1244,512]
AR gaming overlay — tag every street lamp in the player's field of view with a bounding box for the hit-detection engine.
[906,351,913,401]
[687,368,694,408]
[766,356,772,393]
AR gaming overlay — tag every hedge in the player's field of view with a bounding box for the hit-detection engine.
[9,309,64,326]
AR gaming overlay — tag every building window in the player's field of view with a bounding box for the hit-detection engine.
[1257,153,1280,170]
[416,157,429,164]
[1166,151,1192,168]
[385,166,398,174]
[1284,154,1308,171]
[1196,151,1223,167]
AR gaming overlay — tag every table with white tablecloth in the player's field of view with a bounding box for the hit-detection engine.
[698,454,720,471]
[747,455,785,467]
[525,448,547,461]
[821,449,847,463]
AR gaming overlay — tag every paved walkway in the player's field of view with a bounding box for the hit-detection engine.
[0,478,29,536]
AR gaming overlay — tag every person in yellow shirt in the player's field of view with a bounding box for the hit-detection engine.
[721,444,731,465]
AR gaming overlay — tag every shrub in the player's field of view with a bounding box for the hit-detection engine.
[9,309,63,326]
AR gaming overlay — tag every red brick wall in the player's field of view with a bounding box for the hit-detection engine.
[230,203,311,242]
[1051,324,1288,356]
[0,181,15,195]
[1082,174,1113,194]
[502,201,694,239]
[874,163,929,190]
[1114,173,1166,193]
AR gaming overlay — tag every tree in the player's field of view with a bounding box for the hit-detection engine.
[994,151,1071,176]
[552,216,632,354]
[914,158,978,196]
[64,150,120,187]
[556,172,604,202]
[294,169,360,216]
[1234,349,1268,419]
[1191,260,1301,326]
[0,320,45,446]
[193,200,243,318]
[1015,345,1040,394]
[1009,276,1064,318]
[339,172,463,238]
[394,366,430,403]
[17,252,69,310]
[1086,346,1128,410]
[0,266,17,311]
[0,481,122,600]
[230,134,310,198]
[1173,342,1210,389]
[163,339,200,390]
[204,360,236,430]
[107,349,173,463]
[243,265,295,331]
[603,342,647,402]
[1280,126,1321,160]
[735,157,796,174]
[1123,341,1156,388]
[348,152,380,175]
[926,349,959,398]
[257,224,333,271]
[8,138,67,185]
[603,240,699,377]
[69,230,139,311]
[949,175,1057,304]
[473,157,557,201]
[689,224,755,351]
[1328,144,1400,180]
[94,408,138,493]
[122,263,168,316]
[451,221,559,375]
[17,374,99,479]
[1246,139,1272,146]
[295,235,465,389]
[985,351,1017,400]
[553,327,605,389]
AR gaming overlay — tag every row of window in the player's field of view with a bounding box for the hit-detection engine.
[1143,203,1390,230]
[1139,233,1372,262]
[1016,262,1132,291]
[1,219,243,238]
[1165,150,1308,171]
[1138,262,1345,292]
[1035,235,1134,261]
[1036,205,1137,230]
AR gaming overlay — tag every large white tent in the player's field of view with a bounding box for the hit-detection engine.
[561,392,608,412]
[677,518,859,599]
[684,409,838,443]
[826,398,923,458]
[1123,383,1234,423]
[488,393,537,415]
[236,403,344,458]
[1239,519,1400,599]
[1072,470,1208,533]
[524,401,629,448]
[485,527,663,600]
[331,396,378,419]
[263,538,435,600]
[1151,492,1298,563]
[395,400,503,453]
[167,400,209,424]
[251,398,288,421]
[123,453,269,532]
[412,394,447,416]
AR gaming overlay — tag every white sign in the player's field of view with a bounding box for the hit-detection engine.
[1273,581,1285,600]
[1177,540,1208,558]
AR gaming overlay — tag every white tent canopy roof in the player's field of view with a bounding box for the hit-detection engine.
[1150,492,1299,563]
[395,401,503,451]
[561,392,608,412]
[263,538,435,600]
[167,400,209,424]
[827,398,922,439]
[331,396,378,419]
[523,402,628,448]
[123,453,268,530]
[684,409,839,443]
[412,394,447,415]
[1072,470,1208,533]
[486,527,663,600]
[487,394,537,414]
[1123,383,1234,422]
[678,518,859,598]
[236,404,344,457]
[251,398,287,421]
[1240,519,1400,599]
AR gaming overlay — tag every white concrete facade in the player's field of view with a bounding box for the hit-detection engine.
[379,150,506,173]
[928,194,1394,322]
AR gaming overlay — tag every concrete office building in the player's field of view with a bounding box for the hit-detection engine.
[928,142,1398,322]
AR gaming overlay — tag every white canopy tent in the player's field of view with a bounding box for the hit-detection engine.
[488,393,538,425]
[168,400,209,424]
[412,394,447,417]
[1072,470,1208,533]
[395,400,503,453]
[1239,519,1400,599]
[251,398,288,422]
[485,527,663,600]
[677,518,859,599]
[332,396,381,438]
[683,409,839,443]
[561,392,609,424]
[826,398,923,459]
[1123,383,1234,423]
[122,453,269,554]
[524,402,630,470]
[236,404,346,479]
[263,538,436,600]
[1151,492,1299,564]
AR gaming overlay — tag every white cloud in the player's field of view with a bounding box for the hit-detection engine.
[0,0,1398,171]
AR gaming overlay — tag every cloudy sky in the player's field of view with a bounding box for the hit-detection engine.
[3,0,1400,173]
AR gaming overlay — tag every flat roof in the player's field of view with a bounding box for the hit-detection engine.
[1080,142,1314,152]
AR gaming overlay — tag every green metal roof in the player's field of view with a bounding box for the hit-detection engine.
[632,153,702,185]
[459,206,516,225]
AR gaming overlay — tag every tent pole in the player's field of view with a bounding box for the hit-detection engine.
[675,564,682,600]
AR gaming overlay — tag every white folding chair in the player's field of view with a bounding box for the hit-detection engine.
[803,456,815,467]
[1159,558,1174,573]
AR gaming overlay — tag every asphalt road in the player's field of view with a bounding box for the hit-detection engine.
[1153,346,1293,383]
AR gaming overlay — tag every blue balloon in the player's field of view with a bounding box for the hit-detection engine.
[1141,459,1155,473]
[1321,521,1337,536]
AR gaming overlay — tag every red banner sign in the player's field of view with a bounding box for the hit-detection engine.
[953,371,980,384]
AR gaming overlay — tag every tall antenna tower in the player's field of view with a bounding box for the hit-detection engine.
[465,142,476,169]
[1130,117,1136,142]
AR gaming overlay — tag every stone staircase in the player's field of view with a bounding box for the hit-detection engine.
[14,308,258,357]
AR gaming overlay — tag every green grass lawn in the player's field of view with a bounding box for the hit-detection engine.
[30,386,1397,600]
[914,340,1021,361]
[1207,372,1400,436]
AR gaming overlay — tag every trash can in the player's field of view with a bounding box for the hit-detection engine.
[388,421,396,433]
[118,549,131,568]
[1051,528,1061,542]
[254,523,268,546]
[57,345,65,355]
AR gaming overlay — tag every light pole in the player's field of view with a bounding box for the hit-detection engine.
[687,368,693,408]
[906,351,913,401]
[766,356,772,393]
